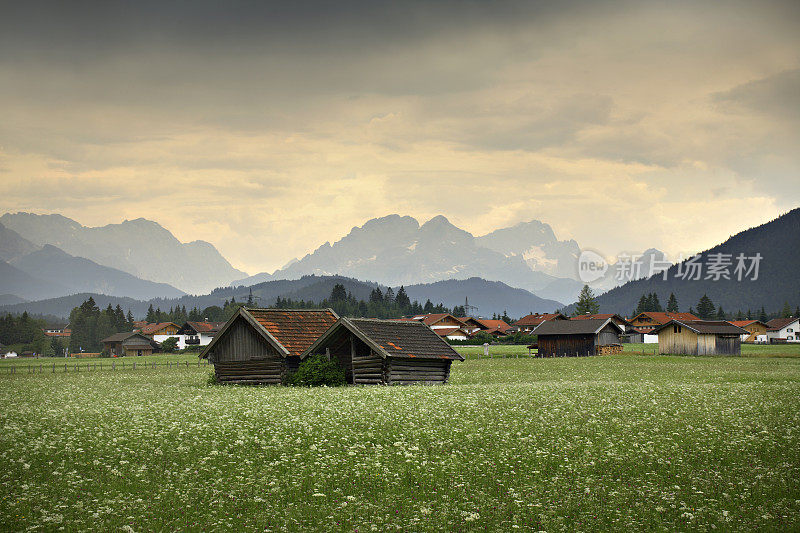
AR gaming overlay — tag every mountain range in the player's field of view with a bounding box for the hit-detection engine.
[0,213,245,294]
[233,214,588,304]
[2,207,794,319]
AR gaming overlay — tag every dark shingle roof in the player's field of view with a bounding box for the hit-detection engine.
[310,318,464,360]
[652,320,748,335]
[246,308,339,358]
[182,321,226,334]
[101,331,139,343]
[533,318,622,336]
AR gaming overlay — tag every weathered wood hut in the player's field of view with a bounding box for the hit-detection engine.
[653,320,748,355]
[532,318,623,357]
[305,318,465,385]
[101,332,158,356]
[200,308,338,384]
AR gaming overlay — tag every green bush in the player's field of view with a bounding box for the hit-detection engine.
[205,372,219,386]
[161,337,179,353]
[289,354,346,387]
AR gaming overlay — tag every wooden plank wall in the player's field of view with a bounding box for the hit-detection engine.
[214,359,285,385]
[538,335,595,357]
[209,317,279,363]
[386,358,450,385]
[352,348,385,385]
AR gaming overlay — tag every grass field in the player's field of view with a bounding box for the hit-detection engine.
[2,355,799,531]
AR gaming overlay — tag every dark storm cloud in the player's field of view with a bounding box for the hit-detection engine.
[714,68,800,122]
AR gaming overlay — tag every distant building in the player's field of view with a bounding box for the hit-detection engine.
[176,321,227,349]
[431,327,471,341]
[306,318,464,385]
[653,320,748,355]
[728,320,769,343]
[138,322,181,345]
[43,324,71,338]
[628,312,700,343]
[101,332,159,357]
[402,313,471,340]
[765,318,800,343]
[532,318,623,357]
[201,308,339,385]
[513,313,568,334]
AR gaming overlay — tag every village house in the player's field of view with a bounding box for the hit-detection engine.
[138,322,181,345]
[201,308,339,385]
[652,320,748,355]
[176,321,226,349]
[728,320,769,343]
[457,317,485,335]
[464,318,512,338]
[403,313,471,341]
[765,317,800,343]
[512,312,568,334]
[532,318,623,357]
[101,332,159,357]
[627,312,700,343]
[43,324,72,339]
[305,318,464,385]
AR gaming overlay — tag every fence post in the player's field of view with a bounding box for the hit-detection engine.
[52,363,55,373]
[112,361,115,371]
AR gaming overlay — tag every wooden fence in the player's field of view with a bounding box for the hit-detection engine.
[4,359,211,375]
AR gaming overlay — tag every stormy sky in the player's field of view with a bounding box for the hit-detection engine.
[1,0,798,274]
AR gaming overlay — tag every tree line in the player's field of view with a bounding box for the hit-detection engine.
[273,284,464,319]
[632,291,799,322]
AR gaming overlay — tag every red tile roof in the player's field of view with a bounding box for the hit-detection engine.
[246,308,339,357]
[432,327,469,337]
[729,320,764,328]
[473,319,512,332]
[514,313,566,327]
[412,313,467,327]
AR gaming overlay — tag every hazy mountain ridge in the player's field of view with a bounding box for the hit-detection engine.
[0,222,39,262]
[235,214,583,303]
[10,245,185,300]
[476,220,581,279]
[0,212,246,294]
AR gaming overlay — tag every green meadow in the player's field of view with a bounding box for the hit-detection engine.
[1,353,799,531]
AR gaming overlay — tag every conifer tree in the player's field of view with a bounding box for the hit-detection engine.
[666,293,679,313]
[575,285,600,316]
[759,306,768,322]
[696,294,716,320]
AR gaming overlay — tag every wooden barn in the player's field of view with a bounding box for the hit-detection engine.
[532,318,623,357]
[653,320,748,355]
[305,318,465,385]
[101,332,158,357]
[200,308,339,385]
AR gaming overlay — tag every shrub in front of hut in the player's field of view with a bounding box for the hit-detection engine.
[288,354,346,387]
